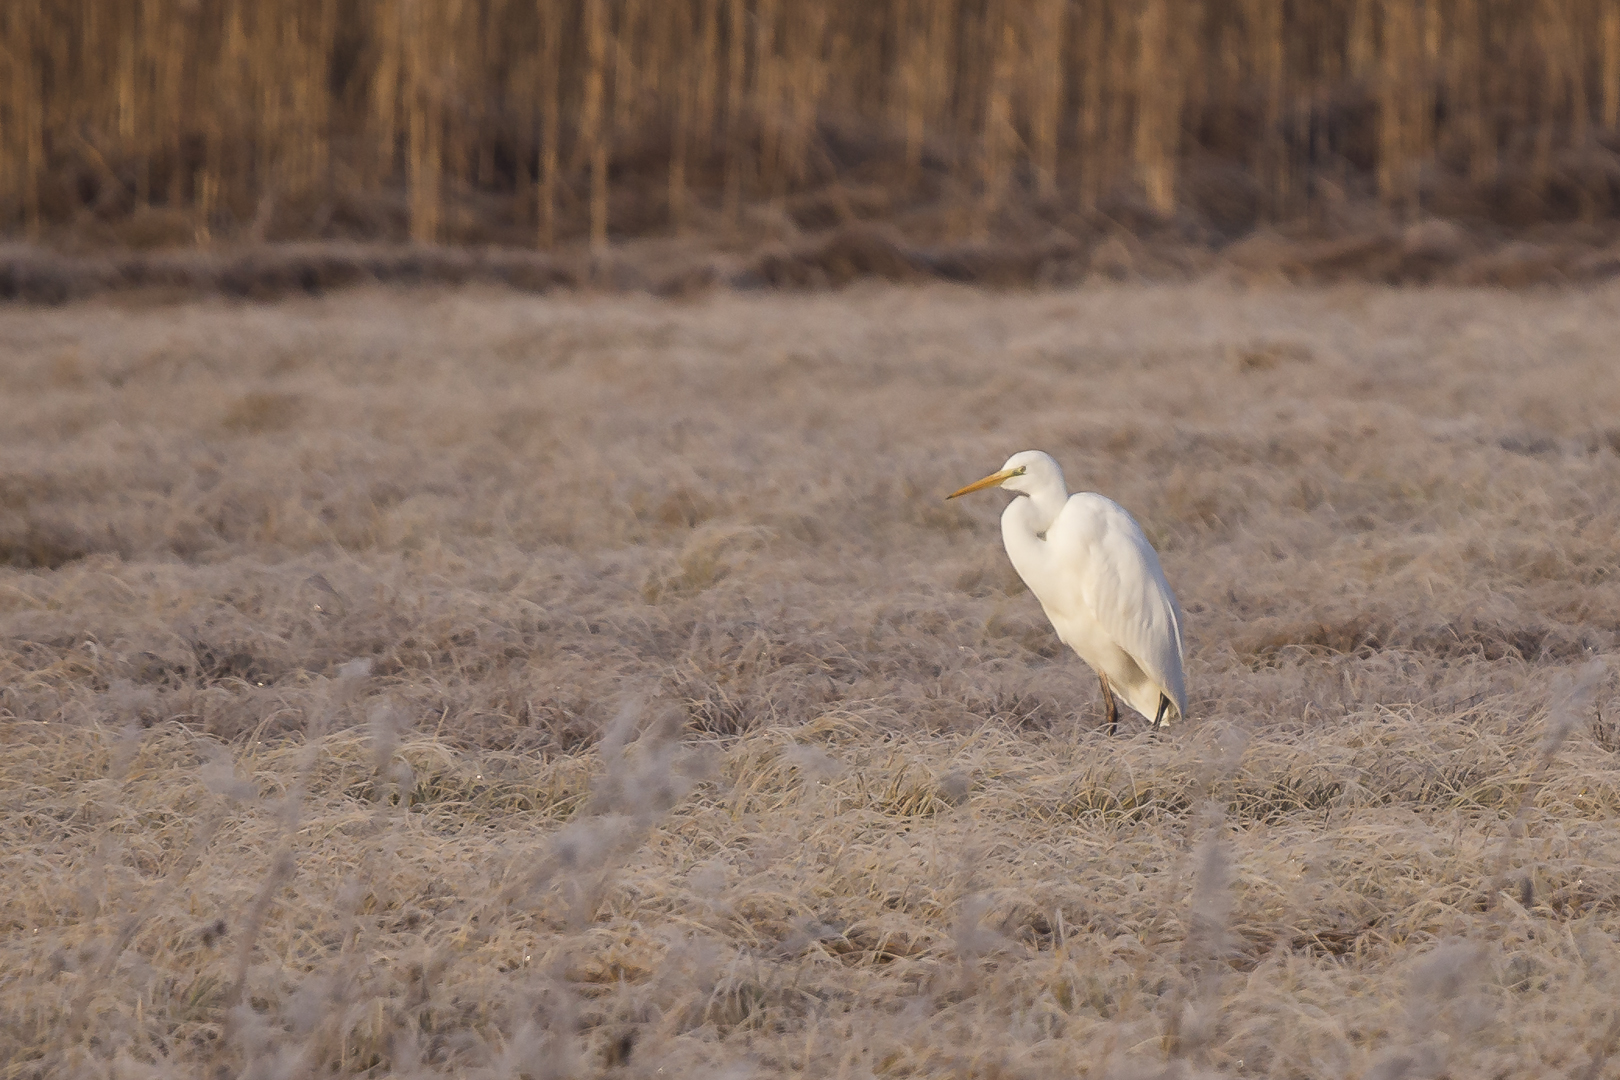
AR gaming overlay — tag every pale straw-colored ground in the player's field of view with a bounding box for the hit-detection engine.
[3,281,1619,1078]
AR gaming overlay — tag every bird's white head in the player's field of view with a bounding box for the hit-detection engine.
[946,450,1066,501]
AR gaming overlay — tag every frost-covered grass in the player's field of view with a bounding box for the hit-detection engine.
[3,281,1620,1078]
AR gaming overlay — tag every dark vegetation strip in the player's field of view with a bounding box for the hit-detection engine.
[6,221,1620,305]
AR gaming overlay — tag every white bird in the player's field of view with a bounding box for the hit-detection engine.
[948,450,1187,732]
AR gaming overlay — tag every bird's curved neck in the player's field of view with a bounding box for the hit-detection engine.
[1011,475,1068,537]
[1000,480,1068,583]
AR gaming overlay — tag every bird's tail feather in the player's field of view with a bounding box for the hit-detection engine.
[1152,693,1173,731]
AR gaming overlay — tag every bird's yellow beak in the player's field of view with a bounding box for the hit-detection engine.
[946,466,1023,500]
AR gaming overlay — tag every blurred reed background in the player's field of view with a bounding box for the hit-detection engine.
[1,0,1618,250]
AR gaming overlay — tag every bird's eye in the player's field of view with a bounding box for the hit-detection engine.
[1013,466,1026,476]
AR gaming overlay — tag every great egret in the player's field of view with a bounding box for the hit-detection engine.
[948,450,1187,732]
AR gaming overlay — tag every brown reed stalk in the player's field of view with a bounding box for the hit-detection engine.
[954,0,988,164]
[219,0,247,221]
[160,0,187,206]
[48,0,70,225]
[3,7,21,233]
[695,0,721,156]
[444,0,472,217]
[479,0,506,190]
[1077,0,1107,211]
[1176,0,1207,170]
[889,0,913,142]
[631,0,658,139]
[754,0,781,201]
[538,0,562,247]
[978,16,1016,237]
[722,0,746,228]
[1562,0,1587,151]
[20,1,44,237]
[1246,0,1284,216]
[0,7,12,228]
[116,5,137,161]
[781,2,830,195]
[668,2,694,233]
[371,0,401,191]
[1377,0,1417,213]
[1028,0,1065,201]
[1347,0,1375,78]
[139,0,162,206]
[1105,0,1135,207]
[611,0,638,156]
[1531,0,1561,193]
[284,2,303,208]
[1447,0,1492,185]
[582,0,608,249]
[1419,0,1440,158]
[193,13,220,240]
[405,0,442,243]
[1136,0,1180,215]
[258,3,287,223]
[1605,2,1620,130]
[898,0,926,188]
[925,0,953,166]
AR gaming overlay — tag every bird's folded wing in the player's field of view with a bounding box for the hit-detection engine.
[1059,494,1187,715]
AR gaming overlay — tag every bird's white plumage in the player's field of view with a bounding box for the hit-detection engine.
[950,450,1187,728]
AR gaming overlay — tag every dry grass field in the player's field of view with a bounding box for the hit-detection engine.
[3,280,1620,1078]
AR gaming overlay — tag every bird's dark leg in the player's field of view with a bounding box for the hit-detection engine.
[1099,674,1119,735]
[1152,694,1171,733]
